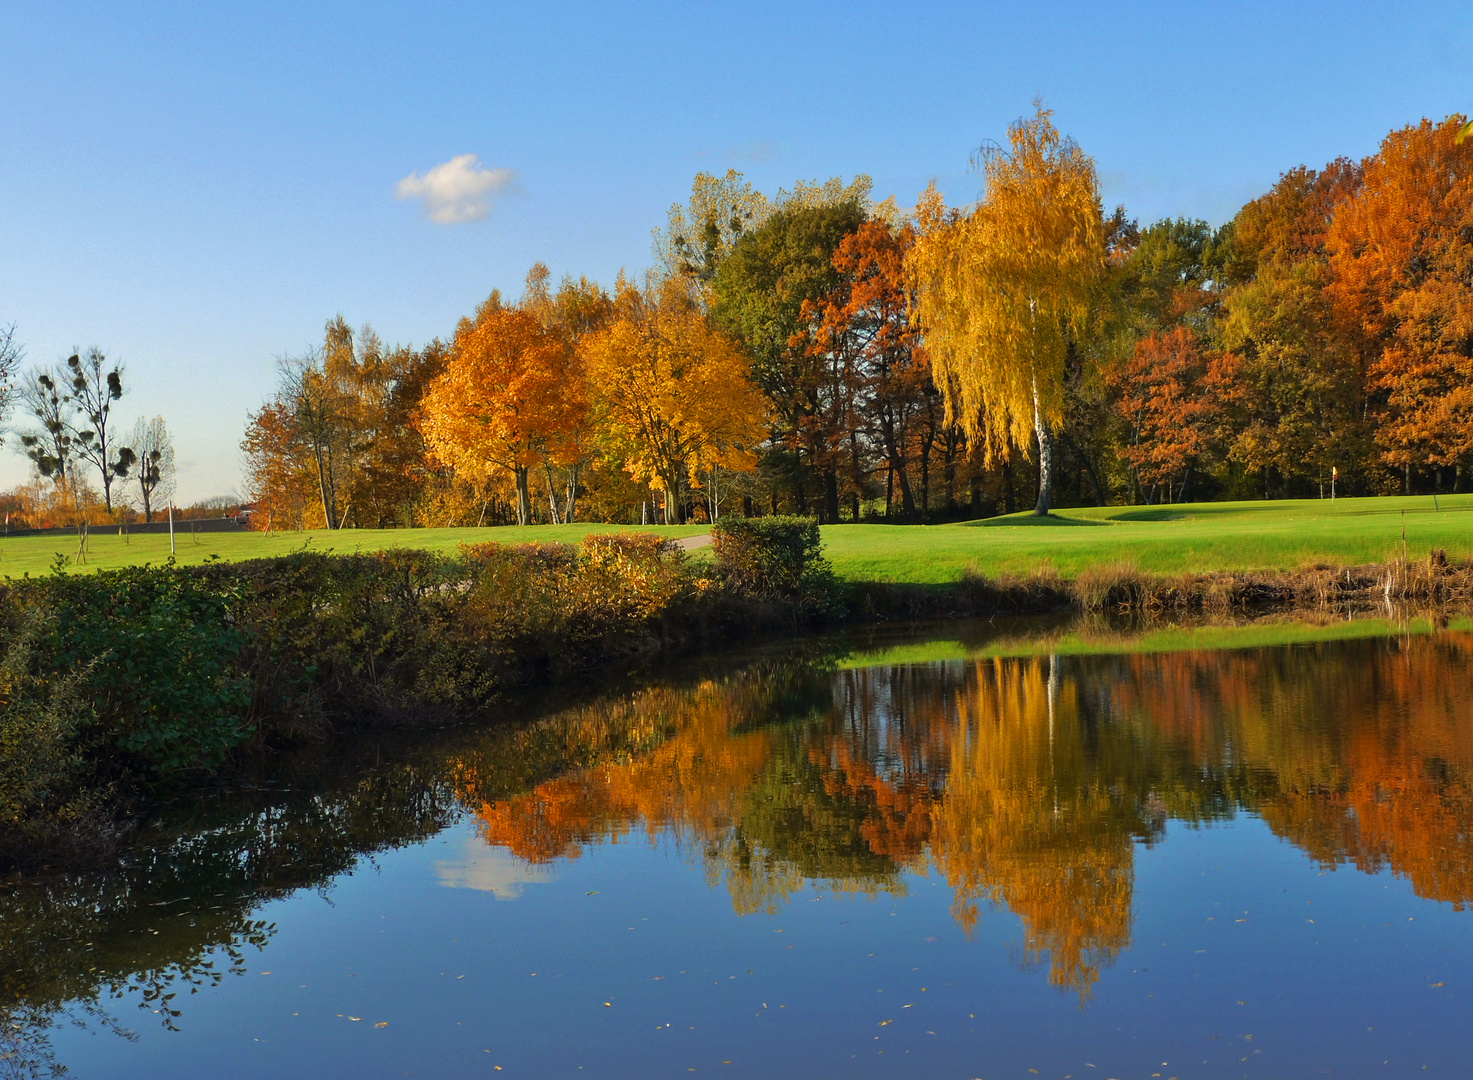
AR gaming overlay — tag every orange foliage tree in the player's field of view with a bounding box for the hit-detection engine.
[1110,327,1218,501]
[420,306,587,525]
[799,220,939,521]
[1328,116,1473,486]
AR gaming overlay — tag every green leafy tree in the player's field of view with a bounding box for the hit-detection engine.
[712,199,869,517]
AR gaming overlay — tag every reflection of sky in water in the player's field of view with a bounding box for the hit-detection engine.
[434,834,555,898]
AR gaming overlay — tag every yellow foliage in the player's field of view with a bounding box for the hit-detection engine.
[907,104,1107,462]
[581,281,767,522]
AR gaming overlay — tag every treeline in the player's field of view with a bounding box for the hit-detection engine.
[244,110,1473,528]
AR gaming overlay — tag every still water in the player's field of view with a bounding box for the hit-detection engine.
[5,620,1473,1078]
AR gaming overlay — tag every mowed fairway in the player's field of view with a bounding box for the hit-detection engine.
[1,494,1469,582]
[824,493,1473,582]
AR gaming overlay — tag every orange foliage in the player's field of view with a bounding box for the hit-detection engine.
[420,307,587,525]
[1328,116,1473,469]
[1111,327,1219,498]
[450,619,1473,1001]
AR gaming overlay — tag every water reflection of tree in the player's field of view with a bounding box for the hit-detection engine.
[0,759,464,1078]
[464,631,1473,1000]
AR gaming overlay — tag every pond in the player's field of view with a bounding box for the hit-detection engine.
[4,617,1473,1078]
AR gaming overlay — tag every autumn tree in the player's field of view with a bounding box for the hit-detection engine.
[242,393,317,530]
[1327,116,1473,490]
[1110,327,1219,502]
[1194,159,1369,496]
[420,305,585,525]
[907,106,1108,515]
[583,278,767,523]
[519,265,610,523]
[800,220,934,521]
[278,351,349,528]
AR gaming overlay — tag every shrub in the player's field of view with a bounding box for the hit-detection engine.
[710,516,841,615]
[0,604,99,831]
[13,564,252,775]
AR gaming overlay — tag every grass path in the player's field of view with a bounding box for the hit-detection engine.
[2,494,1469,582]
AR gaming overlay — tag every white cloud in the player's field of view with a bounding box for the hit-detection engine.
[395,154,516,224]
[434,834,555,900]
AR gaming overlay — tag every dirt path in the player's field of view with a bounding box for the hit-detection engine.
[677,533,712,551]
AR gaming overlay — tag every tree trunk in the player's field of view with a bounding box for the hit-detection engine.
[543,464,563,524]
[514,465,531,526]
[1058,429,1106,506]
[919,439,931,520]
[314,446,338,529]
[1032,385,1054,516]
[564,464,579,523]
[823,469,840,525]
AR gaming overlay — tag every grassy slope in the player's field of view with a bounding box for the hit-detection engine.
[2,493,1469,582]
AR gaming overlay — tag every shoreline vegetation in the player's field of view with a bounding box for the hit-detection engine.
[3,513,1473,877]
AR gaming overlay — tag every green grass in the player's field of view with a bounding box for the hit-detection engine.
[0,523,709,579]
[822,493,1473,582]
[837,614,1473,669]
[3,493,1470,582]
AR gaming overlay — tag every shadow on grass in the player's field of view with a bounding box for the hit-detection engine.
[966,513,1108,528]
[1107,509,1187,522]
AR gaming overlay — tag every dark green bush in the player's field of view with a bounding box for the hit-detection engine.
[0,605,99,833]
[710,515,840,614]
[6,565,251,775]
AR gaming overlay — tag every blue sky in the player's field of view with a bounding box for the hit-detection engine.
[3,1,1470,501]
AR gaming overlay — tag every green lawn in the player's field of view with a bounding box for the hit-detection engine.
[824,493,1473,582]
[0,523,710,579]
[2,493,1469,582]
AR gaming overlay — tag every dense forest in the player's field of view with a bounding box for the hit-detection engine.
[241,110,1473,529]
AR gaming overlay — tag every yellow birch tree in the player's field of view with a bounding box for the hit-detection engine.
[907,105,1107,514]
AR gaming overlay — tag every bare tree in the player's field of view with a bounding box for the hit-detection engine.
[124,415,176,522]
[0,323,21,445]
[17,367,74,488]
[281,350,347,529]
[63,349,134,512]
